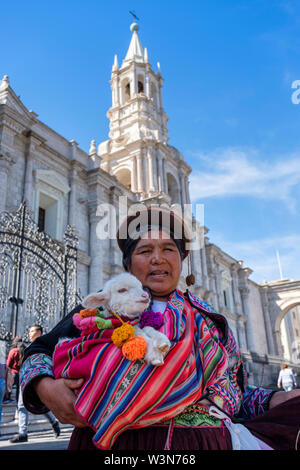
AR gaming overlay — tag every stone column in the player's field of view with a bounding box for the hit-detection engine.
[153,147,158,189]
[239,286,255,352]
[23,131,43,210]
[236,315,248,351]
[109,186,123,275]
[147,146,155,192]
[131,65,137,96]
[141,147,148,197]
[136,151,144,193]
[157,154,164,192]
[68,140,79,227]
[88,201,104,293]
[191,242,203,288]
[231,265,242,314]
[0,122,16,210]
[111,74,120,107]
[116,76,120,106]
[23,149,33,208]
[178,170,185,206]
[161,156,167,193]
[0,152,15,211]
[145,66,150,98]
[260,285,277,356]
[209,267,219,309]
[201,237,210,292]
[214,258,225,311]
[68,166,77,227]
[132,155,138,192]
[230,264,247,349]
[185,175,191,205]
[158,80,163,112]
[238,268,256,352]
[207,249,219,308]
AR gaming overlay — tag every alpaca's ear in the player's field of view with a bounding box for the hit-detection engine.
[82,291,109,308]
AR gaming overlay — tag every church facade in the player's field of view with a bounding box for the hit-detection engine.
[0,22,299,387]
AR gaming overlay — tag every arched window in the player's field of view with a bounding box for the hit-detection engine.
[166,173,180,204]
[125,82,131,101]
[280,305,300,362]
[121,78,131,104]
[137,74,144,94]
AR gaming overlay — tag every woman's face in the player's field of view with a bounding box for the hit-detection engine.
[129,230,182,300]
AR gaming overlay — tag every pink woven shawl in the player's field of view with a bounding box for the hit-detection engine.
[53,289,228,449]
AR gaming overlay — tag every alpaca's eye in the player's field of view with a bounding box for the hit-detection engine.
[118,288,127,293]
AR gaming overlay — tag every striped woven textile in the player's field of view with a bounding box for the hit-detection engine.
[53,289,228,450]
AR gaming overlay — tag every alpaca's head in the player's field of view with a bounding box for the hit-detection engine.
[82,273,150,318]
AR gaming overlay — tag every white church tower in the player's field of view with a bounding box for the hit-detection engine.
[98,21,191,207]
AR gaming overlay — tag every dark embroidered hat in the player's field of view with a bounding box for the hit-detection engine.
[116,206,192,273]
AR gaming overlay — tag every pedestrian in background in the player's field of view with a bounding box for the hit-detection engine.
[9,325,60,443]
[277,363,297,392]
[5,337,24,403]
[0,344,7,433]
[4,336,25,403]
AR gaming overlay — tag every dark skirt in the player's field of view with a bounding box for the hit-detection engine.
[68,424,232,451]
[68,396,300,451]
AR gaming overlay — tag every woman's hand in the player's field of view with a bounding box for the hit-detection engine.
[269,388,300,409]
[34,376,87,428]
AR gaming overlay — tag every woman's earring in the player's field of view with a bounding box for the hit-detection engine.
[186,254,195,286]
[186,274,195,286]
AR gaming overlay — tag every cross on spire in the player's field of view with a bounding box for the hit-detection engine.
[129,10,139,22]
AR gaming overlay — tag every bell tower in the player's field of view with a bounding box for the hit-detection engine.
[98,21,191,207]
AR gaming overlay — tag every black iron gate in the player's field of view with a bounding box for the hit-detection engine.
[0,202,79,344]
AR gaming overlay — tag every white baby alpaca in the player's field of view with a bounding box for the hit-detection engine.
[82,272,171,366]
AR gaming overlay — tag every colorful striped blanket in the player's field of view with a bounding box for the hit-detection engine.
[53,289,228,449]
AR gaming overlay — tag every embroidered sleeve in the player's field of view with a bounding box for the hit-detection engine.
[203,321,244,417]
[206,356,244,417]
[238,385,276,419]
[20,353,54,414]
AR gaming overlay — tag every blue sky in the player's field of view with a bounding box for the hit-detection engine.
[1,0,300,283]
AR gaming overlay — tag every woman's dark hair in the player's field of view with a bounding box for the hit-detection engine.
[10,337,26,363]
[10,336,22,349]
[16,341,26,363]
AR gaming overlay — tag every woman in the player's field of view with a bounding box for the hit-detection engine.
[277,364,297,392]
[20,207,300,450]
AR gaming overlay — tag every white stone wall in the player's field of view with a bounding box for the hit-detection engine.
[247,280,269,355]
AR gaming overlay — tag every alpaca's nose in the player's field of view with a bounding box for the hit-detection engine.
[141,292,149,300]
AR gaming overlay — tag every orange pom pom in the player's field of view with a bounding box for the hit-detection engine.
[122,336,147,361]
[79,308,98,319]
[111,323,135,348]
